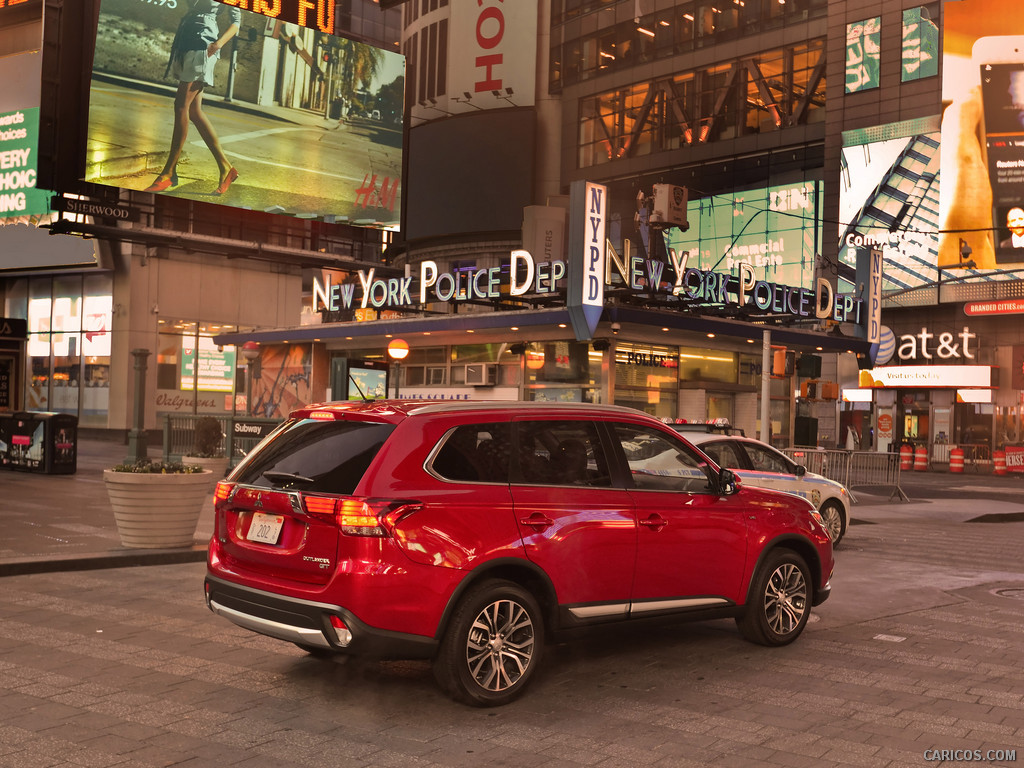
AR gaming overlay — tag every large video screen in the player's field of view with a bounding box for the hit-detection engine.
[940,0,1024,271]
[84,0,404,229]
[663,182,821,291]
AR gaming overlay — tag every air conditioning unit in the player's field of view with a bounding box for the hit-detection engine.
[649,184,689,230]
[464,363,496,387]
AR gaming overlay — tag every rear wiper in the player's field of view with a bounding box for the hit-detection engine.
[262,470,315,486]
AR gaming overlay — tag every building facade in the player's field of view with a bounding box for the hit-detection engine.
[4,0,1023,463]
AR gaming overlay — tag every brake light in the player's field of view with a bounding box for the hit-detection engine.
[214,481,234,501]
[303,496,337,516]
[337,499,388,536]
[302,495,422,536]
[308,411,336,420]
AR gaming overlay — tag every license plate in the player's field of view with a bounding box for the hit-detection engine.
[246,512,285,545]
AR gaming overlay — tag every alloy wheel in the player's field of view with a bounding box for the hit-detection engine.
[465,598,536,692]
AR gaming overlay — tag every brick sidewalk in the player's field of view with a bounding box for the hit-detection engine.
[0,437,210,576]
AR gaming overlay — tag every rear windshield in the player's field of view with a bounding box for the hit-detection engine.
[233,419,396,495]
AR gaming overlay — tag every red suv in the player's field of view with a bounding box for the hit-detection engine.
[205,401,833,706]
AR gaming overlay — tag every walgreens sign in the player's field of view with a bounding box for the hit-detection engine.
[448,0,537,114]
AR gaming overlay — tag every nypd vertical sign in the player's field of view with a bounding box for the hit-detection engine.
[567,180,607,341]
[866,247,883,344]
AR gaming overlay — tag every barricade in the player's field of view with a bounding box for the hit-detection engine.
[994,449,1006,475]
[899,444,913,471]
[785,446,849,483]
[783,447,909,502]
[913,445,928,471]
[949,447,964,473]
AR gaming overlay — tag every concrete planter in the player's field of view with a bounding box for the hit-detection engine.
[104,469,213,549]
[183,456,230,483]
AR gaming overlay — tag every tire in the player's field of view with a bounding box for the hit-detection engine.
[736,550,811,647]
[819,500,845,545]
[433,579,544,707]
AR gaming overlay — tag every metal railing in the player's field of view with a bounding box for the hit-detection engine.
[784,447,909,502]
[162,414,283,466]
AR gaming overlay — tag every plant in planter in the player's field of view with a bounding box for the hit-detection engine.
[185,416,230,480]
[103,459,212,549]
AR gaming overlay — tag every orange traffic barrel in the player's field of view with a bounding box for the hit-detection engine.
[994,450,1006,475]
[899,444,913,470]
[949,447,964,473]
[913,445,928,471]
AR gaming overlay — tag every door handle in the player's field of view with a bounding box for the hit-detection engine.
[639,514,667,531]
[519,513,554,531]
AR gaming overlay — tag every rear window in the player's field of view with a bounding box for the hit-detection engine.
[233,419,396,494]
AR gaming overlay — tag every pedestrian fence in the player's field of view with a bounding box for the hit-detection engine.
[162,414,283,467]
[783,447,909,502]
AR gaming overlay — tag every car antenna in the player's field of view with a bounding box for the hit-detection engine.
[348,374,373,402]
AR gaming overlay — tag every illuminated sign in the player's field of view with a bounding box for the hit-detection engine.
[965,299,1024,315]
[220,0,335,31]
[0,108,49,219]
[896,326,977,361]
[859,365,996,388]
[85,0,404,228]
[567,180,606,341]
[310,248,864,325]
[866,248,883,343]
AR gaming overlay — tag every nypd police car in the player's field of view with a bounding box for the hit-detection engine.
[673,425,851,545]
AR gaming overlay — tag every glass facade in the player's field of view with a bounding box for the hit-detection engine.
[5,275,112,428]
[577,40,824,168]
[550,0,827,91]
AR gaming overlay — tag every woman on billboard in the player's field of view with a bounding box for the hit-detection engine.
[144,0,240,196]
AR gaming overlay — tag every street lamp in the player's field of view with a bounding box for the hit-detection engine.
[387,339,409,399]
[240,341,260,415]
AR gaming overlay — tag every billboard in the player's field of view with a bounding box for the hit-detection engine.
[0,107,50,220]
[940,0,1024,270]
[663,182,821,292]
[839,128,942,292]
[447,0,537,115]
[84,0,404,229]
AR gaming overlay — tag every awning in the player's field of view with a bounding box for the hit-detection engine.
[214,305,871,355]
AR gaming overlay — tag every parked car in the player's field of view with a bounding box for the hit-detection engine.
[673,425,851,545]
[205,401,834,706]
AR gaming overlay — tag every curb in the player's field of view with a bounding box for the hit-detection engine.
[0,547,208,578]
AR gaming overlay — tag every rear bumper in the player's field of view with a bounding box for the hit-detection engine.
[204,575,438,659]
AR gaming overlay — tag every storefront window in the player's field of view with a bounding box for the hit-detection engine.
[523,341,596,402]
[13,275,113,425]
[612,342,678,420]
[452,343,521,387]
[678,346,736,383]
[157,319,239,417]
[995,405,1023,449]
[81,275,112,427]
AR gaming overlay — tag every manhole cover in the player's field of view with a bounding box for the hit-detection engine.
[991,588,1024,600]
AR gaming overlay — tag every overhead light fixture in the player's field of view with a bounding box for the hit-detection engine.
[637,26,655,37]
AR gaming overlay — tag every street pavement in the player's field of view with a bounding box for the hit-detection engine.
[1,438,1023,767]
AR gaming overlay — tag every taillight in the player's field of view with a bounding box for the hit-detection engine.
[214,481,235,501]
[302,495,422,537]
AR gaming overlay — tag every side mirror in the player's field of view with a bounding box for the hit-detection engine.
[794,464,807,477]
[718,468,739,496]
